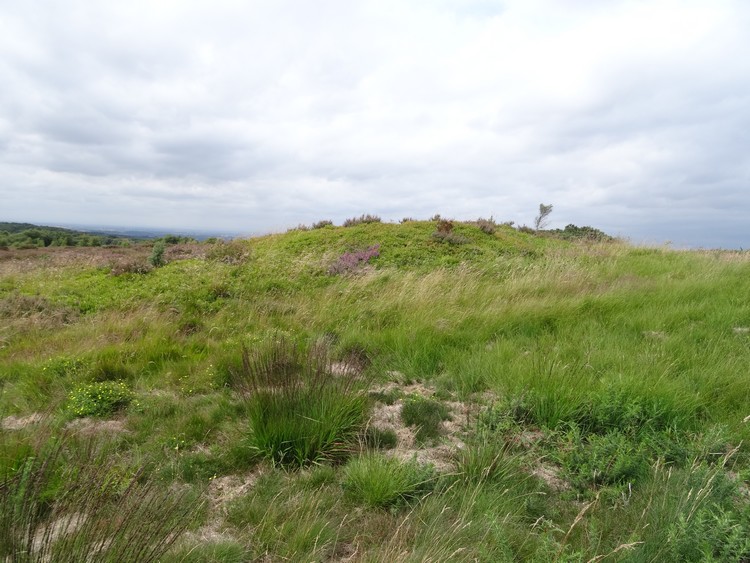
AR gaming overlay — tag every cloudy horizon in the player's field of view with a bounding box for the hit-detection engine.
[1,0,749,248]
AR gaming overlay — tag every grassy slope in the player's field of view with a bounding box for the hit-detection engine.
[2,221,750,561]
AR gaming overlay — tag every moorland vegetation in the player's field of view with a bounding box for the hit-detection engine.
[1,216,749,561]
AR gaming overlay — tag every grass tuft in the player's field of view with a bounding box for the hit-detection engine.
[231,337,368,467]
[342,454,436,508]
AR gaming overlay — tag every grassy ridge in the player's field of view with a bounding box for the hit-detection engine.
[2,220,750,560]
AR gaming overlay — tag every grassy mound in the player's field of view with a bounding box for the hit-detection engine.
[2,219,750,560]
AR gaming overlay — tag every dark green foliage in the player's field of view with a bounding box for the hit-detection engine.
[148,241,166,267]
[546,224,614,241]
[563,430,651,492]
[311,220,333,229]
[159,234,197,244]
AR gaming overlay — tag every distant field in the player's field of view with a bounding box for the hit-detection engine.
[2,219,749,561]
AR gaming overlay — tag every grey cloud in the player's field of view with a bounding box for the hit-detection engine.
[1,1,749,247]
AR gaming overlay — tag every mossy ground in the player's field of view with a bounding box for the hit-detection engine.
[2,220,750,561]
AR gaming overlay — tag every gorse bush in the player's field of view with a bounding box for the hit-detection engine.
[231,338,368,467]
[148,241,166,267]
[563,429,651,492]
[547,224,614,242]
[67,381,133,417]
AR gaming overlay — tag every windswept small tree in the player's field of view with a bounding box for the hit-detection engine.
[534,203,553,231]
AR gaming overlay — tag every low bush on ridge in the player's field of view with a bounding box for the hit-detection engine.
[342,214,381,227]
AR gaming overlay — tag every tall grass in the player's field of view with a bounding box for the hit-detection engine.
[0,430,200,562]
[230,337,369,466]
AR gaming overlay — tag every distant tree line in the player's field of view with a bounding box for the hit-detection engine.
[0,222,205,250]
[0,223,138,250]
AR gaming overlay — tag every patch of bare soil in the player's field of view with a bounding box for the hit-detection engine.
[1,412,44,430]
[177,468,263,551]
[32,512,87,554]
[367,382,471,473]
[65,418,129,436]
[206,470,262,513]
[531,463,570,492]
[31,512,86,561]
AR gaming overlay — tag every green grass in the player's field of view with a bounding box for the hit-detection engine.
[341,454,436,508]
[230,338,369,467]
[2,221,750,560]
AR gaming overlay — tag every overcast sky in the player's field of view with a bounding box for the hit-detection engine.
[1,0,749,247]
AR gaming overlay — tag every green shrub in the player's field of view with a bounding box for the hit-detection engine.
[342,454,435,508]
[401,395,451,444]
[67,381,133,417]
[311,220,333,229]
[232,338,368,467]
[563,430,650,493]
[149,241,166,267]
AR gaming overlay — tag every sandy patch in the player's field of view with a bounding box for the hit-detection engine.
[531,463,570,492]
[2,412,44,430]
[367,383,471,473]
[207,470,262,513]
[65,418,129,436]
